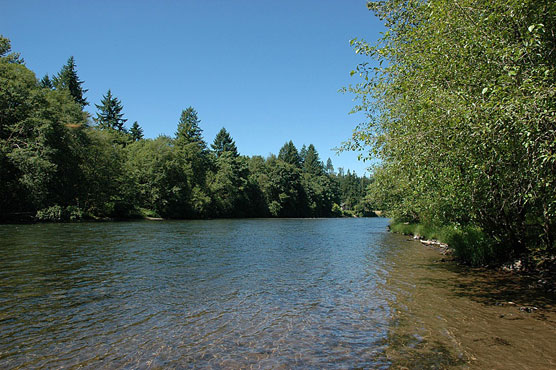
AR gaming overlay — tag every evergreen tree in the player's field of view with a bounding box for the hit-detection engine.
[278,141,301,167]
[211,127,238,157]
[53,56,88,107]
[129,121,144,141]
[39,74,53,89]
[326,158,334,175]
[176,107,205,148]
[94,90,127,131]
[303,144,323,175]
[174,107,210,217]
[299,144,308,164]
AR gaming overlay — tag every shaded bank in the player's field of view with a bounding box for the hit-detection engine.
[381,233,556,369]
[389,220,556,286]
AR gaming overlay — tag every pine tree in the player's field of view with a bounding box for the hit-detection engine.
[299,144,308,164]
[176,107,205,150]
[303,144,323,175]
[278,141,301,167]
[129,121,144,141]
[211,127,238,157]
[94,90,127,131]
[326,158,334,175]
[53,56,88,107]
[40,74,53,89]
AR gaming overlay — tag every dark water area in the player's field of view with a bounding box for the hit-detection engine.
[0,219,554,369]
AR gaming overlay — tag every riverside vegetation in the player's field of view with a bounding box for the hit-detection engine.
[345,0,555,267]
[0,36,372,223]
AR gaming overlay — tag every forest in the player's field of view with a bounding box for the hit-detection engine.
[0,36,373,222]
[346,0,555,265]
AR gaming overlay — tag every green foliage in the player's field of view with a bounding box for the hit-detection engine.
[94,89,127,131]
[278,141,301,167]
[0,36,374,222]
[39,74,53,89]
[80,129,134,217]
[390,220,499,266]
[52,56,88,108]
[325,158,334,175]
[0,35,23,64]
[36,205,84,222]
[302,144,324,175]
[176,107,205,149]
[129,121,144,141]
[444,228,499,267]
[299,144,308,164]
[125,136,190,218]
[348,0,556,263]
[174,107,211,217]
[0,51,89,214]
[208,152,249,217]
[211,127,238,158]
[265,156,304,217]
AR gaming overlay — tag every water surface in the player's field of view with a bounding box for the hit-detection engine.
[0,219,554,369]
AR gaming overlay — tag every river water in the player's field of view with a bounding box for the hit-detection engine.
[0,218,554,369]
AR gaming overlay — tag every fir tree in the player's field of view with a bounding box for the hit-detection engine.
[278,141,301,167]
[326,158,334,175]
[176,107,206,150]
[211,127,238,157]
[299,144,308,164]
[39,74,53,89]
[129,121,144,141]
[94,90,127,131]
[303,144,323,175]
[53,56,88,107]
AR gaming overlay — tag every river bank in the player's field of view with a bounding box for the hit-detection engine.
[382,233,556,369]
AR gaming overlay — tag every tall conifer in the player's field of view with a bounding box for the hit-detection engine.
[176,107,205,150]
[211,127,238,157]
[129,121,144,141]
[53,56,88,108]
[303,144,323,175]
[278,141,301,167]
[94,90,127,131]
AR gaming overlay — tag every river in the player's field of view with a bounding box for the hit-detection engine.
[0,218,554,368]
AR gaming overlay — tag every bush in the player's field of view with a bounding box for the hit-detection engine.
[36,205,84,222]
[65,205,84,221]
[36,205,63,221]
[444,227,498,266]
[390,220,499,266]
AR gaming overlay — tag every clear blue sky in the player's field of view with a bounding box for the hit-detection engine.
[2,0,383,175]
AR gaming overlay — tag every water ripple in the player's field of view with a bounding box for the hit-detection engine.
[0,219,394,368]
[8,219,553,368]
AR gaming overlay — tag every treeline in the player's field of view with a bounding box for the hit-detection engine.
[0,36,373,221]
[347,0,555,265]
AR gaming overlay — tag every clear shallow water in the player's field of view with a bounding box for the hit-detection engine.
[0,218,554,369]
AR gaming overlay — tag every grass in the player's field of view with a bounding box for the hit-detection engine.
[390,220,499,266]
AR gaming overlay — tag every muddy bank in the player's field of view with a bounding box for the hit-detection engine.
[382,233,556,369]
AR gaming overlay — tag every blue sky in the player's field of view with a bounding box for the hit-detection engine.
[2,0,383,175]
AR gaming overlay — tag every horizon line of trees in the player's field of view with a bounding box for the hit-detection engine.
[0,36,373,221]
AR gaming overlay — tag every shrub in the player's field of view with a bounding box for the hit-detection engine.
[36,205,63,221]
[444,227,498,266]
[390,220,499,266]
[36,205,84,222]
